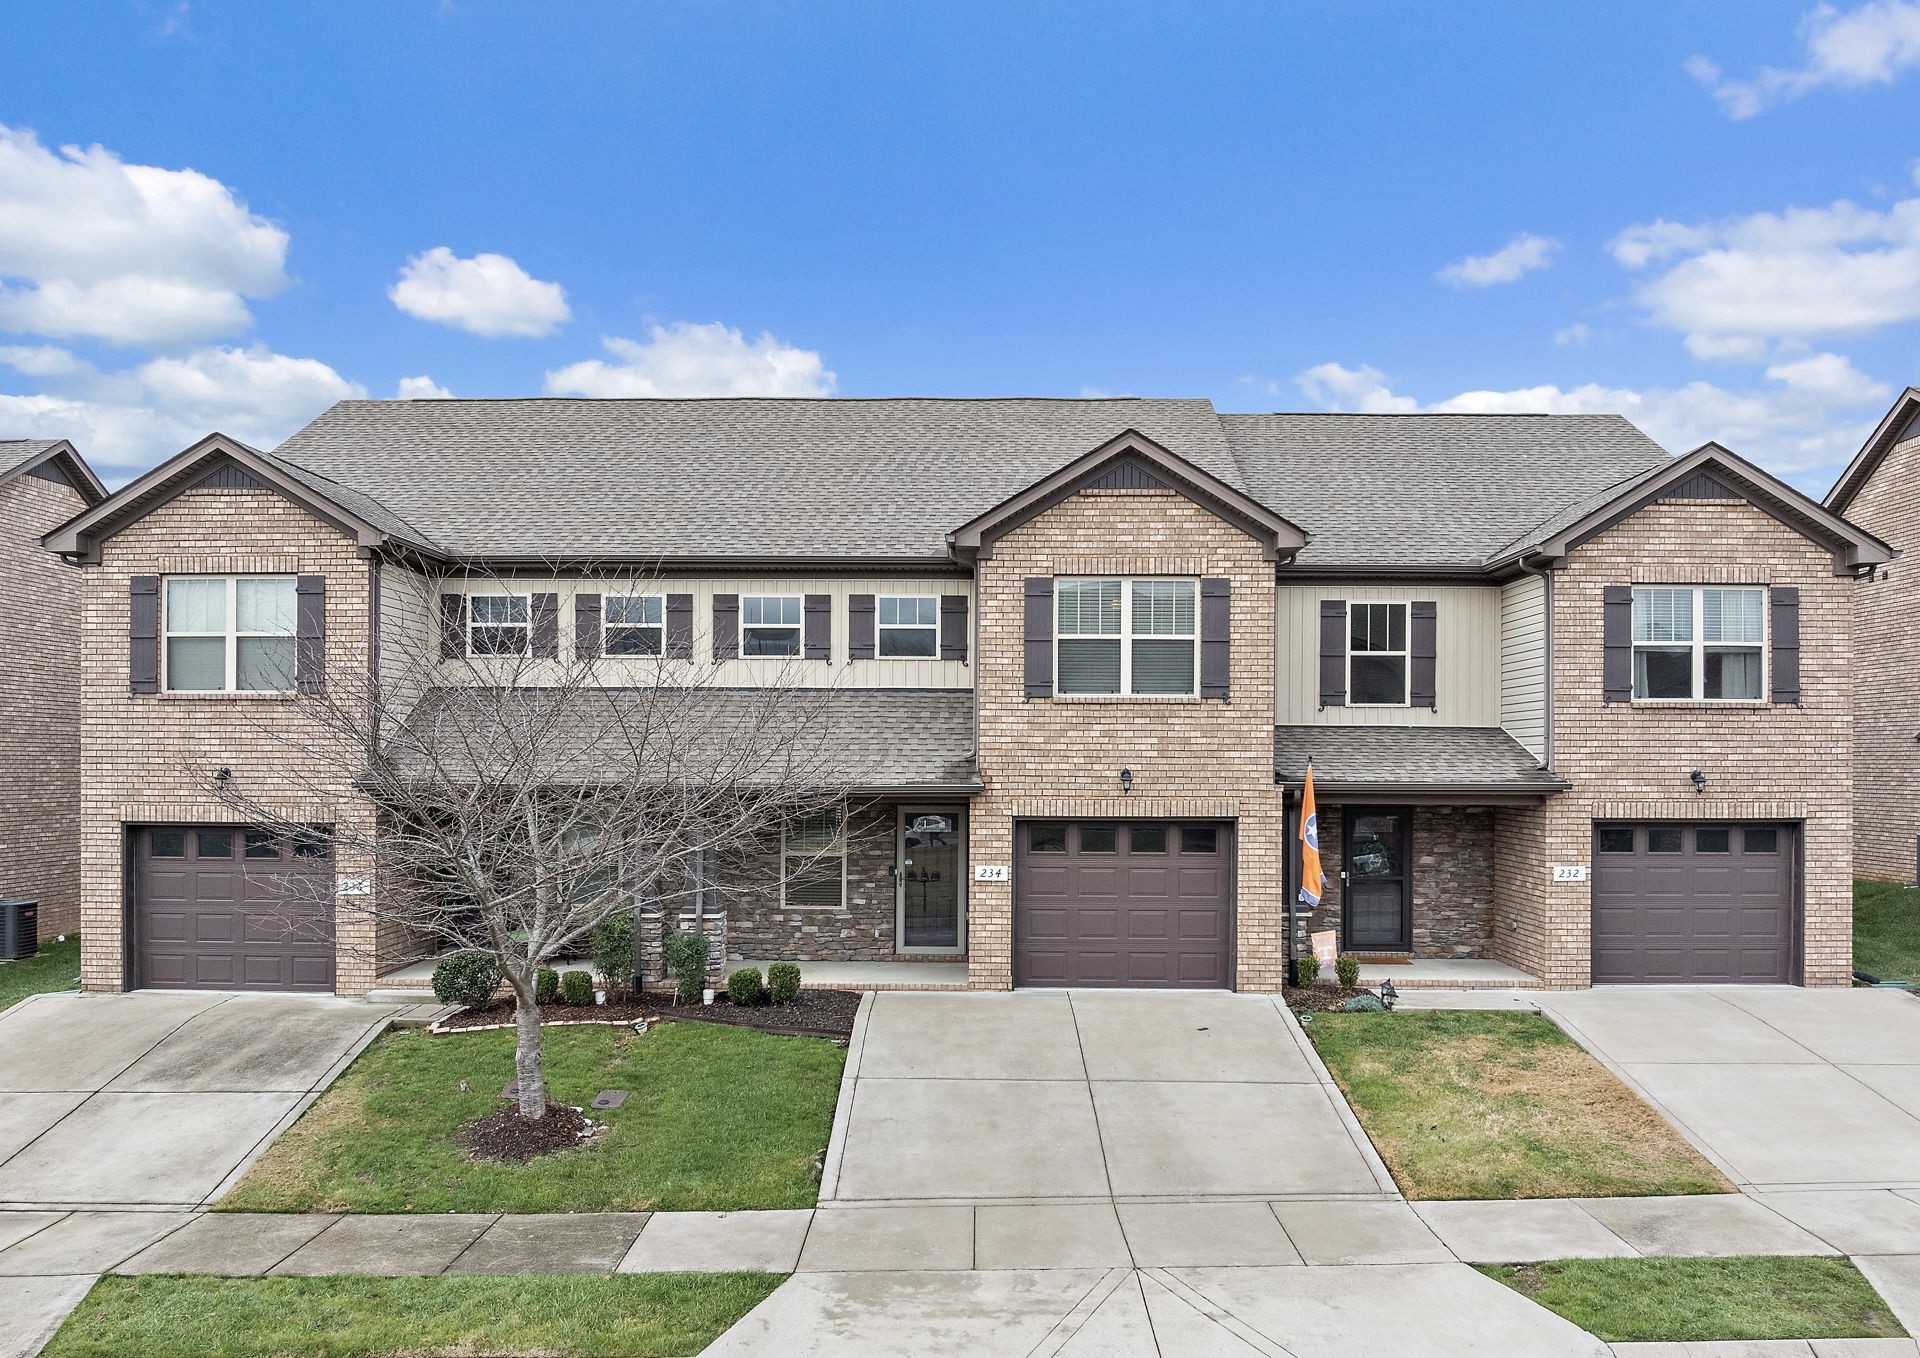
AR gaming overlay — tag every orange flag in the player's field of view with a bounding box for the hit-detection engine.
[1299,761,1324,907]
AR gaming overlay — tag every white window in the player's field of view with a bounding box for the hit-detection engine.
[605,594,665,656]
[468,595,530,657]
[783,807,845,909]
[742,595,802,657]
[878,596,939,658]
[1348,602,1408,706]
[1056,578,1196,696]
[1632,586,1765,700]
[163,576,297,692]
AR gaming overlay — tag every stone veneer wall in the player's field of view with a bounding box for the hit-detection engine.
[1839,433,1920,884]
[1298,805,1496,959]
[969,487,1287,991]
[1490,496,1855,987]
[721,803,909,962]
[78,488,381,995]
[0,472,89,934]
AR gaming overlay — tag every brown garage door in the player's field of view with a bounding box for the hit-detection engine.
[1591,822,1796,984]
[1014,821,1232,988]
[134,825,336,992]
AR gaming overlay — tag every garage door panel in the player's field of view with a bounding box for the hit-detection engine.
[135,826,335,994]
[1592,822,1793,985]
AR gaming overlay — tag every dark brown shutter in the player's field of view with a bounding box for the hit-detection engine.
[1024,577,1053,698]
[666,593,694,659]
[1770,586,1800,705]
[1409,600,1437,709]
[129,575,160,694]
[1200,578,1230,699]
[804,594,831,660]
[439,593,467,660]
[1318,599,1347,708]
[848,593,875,660]
[1602,585,1633,703]
[574,592,602,660]
[940,594,969,662]
[712,594,739,660]
[295,575,326,694]
[531,592,560,659]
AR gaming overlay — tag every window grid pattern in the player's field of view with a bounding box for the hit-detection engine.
[1631,586,1765,701]
[1056,578,1196,696]
[469,595,531,657]
[878,595,939,658]
[605,594,665,657]
[1348,601,1409,706]
[742,595,803,657]
[163,576,298,692]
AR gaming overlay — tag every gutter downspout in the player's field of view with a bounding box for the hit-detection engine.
[1517,557,1555,772]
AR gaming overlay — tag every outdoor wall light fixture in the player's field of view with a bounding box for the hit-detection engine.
[214,766,232,788]
[1119,767,1134,795]
[1689,769,1707,795]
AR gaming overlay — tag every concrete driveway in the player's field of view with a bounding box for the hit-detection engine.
[822,990,1390,1205]
[0,991,397,1210]
[1538,986,1920,1192]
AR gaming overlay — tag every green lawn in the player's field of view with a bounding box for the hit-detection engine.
[220,1021,844,1214]
[1856,879,1920,984]
[1482,1256,1907,1343]
[41,1272,782,1358]
[1308,1010,1729,1200]
[0,934,80,1012]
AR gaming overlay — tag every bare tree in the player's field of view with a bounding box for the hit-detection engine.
[209,564,864,1120]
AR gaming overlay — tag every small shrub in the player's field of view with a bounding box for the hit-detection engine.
[559,969,595,1005]
[592,911,637,998]
[664,930,710,1005]
[535,967,559,1005]
[1294,954,1321,988]
[1335,954,1361,989]
[767,962,802,1004]
[431,951,501,1008]
[1341,994,1387,1013]
[727,967,765,1006]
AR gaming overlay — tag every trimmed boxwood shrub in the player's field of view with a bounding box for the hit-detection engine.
[664,930,710,1005]
[1335,954,1361,989]
[727,967,765,1006]
[431,951,501,1008]
[535,967,560,1005]
[767,962,802,1005]
[1294,955,1321,988]
[559,969,595,1005]
[592,911,637,998]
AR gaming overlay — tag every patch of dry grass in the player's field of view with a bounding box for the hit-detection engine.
[1309,1010,1731,1200]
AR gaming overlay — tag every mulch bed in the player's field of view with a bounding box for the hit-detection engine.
[433,996,663,1032]
[1281,981,1380,1015]
[431,988,859,1041]
[464,1102,593,1162]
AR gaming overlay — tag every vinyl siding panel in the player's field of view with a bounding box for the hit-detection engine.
[1274,583,1500,726]
[1500,573,1547,760]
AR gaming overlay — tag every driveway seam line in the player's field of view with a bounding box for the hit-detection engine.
[1023,1265,1129,1358]
[0,1211,71,1263]
[1129,1270,1166,1357]
[1064,993,1121,1204]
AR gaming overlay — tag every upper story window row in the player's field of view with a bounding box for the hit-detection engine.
[1604,583,1798,706]
[128,572,325,696]
[1056,577,1199,696]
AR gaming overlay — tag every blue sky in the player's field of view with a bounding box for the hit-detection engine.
[4,1,1919,490]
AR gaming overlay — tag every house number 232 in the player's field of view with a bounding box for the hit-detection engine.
[1552,864,1589,883]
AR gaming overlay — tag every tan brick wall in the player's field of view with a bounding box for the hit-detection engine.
[1491,498,1855,987]
[969,488,1286,990]
[1839,435,1920,884]
[0,473,89,935]
[79,488,381,995]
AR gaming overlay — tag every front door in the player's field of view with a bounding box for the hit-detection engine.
[1342,808,1411,952]
[897,809,965,954]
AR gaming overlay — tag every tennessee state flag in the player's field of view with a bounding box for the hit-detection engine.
[1299,761,1325,908]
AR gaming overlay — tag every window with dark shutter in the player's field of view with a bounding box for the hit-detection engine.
[666,594,694,659]
[439,593,467,661]
[1409,600,1437,709]
[1200,578,1230,699]
[848,594,876,660]
[1602,585,1633,703]
[531,593,560,659]
[1770,586,1800,705]
[129,575,160,694]
[574,592,602,660]
[1024,577,1054,698]
[712,594,740,660]
[295,575,326,693]
[940,594,969,662]
[804,594,831,660]
[1317,599,1346,708]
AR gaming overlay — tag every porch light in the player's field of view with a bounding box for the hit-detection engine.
[1119,767,1134,795]
[1689,769,1707,794]
[214,767,232,787]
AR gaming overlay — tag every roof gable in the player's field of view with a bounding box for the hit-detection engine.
[1827,387,1920,514]
[947,429,1308,562]
[0,439,106,505]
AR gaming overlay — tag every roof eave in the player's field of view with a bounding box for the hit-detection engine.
[0,440,107,505]
[1826,387,1920,514]
[1273,777,1569,805]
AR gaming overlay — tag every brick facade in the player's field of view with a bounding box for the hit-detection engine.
[0,472,89,935]
[1489,496,1856,987]
[1838,432,1920,884]
[968,487,1288,991]
[77,487,382,995]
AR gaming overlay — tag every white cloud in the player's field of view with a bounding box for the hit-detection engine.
[1437,234,1560,288]
[1554,323,1591,347]
[389,247,570,339]
[0,343,85,377]
[1688,1,1920,117]
[0,122,288,346]
[396,374,453,399]
[1291,357,1886,483]
[545,321,836,398]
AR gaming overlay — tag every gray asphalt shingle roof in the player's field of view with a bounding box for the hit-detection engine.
[0,439,63,479]
[1272,725,1568,793]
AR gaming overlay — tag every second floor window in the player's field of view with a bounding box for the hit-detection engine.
[1349,602,1408,705]
[164,576,296,692]
[605,595,665,656]
[469,595,530,656]
[878,596,938,657]
[742,595,802,657]
[1057,577,1196,696]
[1633,586,1764,700]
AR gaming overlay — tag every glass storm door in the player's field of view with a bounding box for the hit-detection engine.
[1343,808,1411,951]
[898,809,965,954]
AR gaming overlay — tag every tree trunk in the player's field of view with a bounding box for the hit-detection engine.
[510,978,547,1120]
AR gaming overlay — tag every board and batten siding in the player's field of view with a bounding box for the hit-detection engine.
[406,574,975,689]
[1274,583,1501,726]
[1499,573,1548,760]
